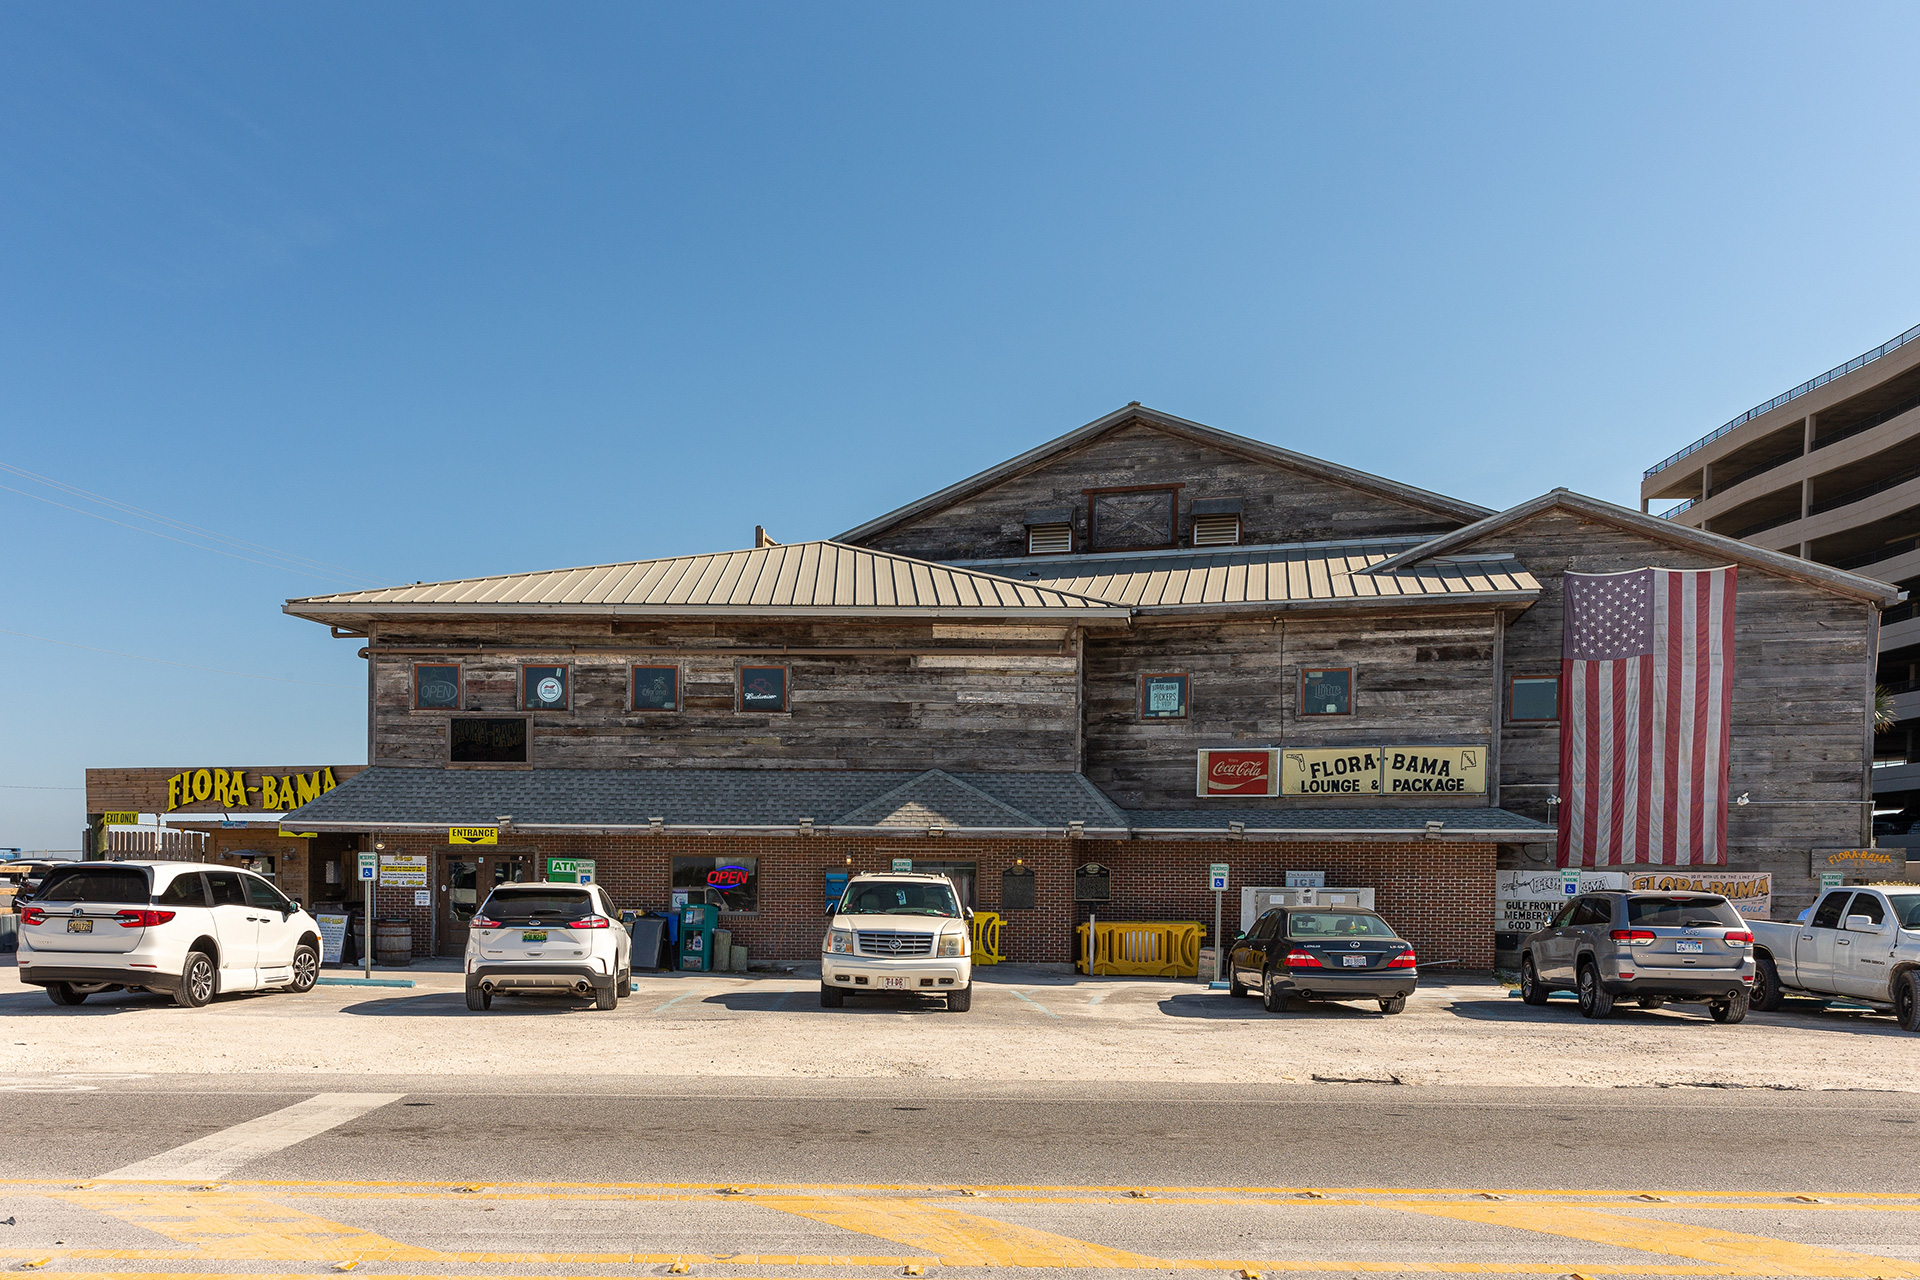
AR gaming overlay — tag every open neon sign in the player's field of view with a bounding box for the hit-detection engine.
[707,865,751,889]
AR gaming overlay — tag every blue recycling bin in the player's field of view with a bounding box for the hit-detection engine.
[678,903,718,972]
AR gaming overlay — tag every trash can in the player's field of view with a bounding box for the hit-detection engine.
[374,918,413,966]
[679,903,718,972]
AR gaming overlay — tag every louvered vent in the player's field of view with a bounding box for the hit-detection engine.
[1027,523,1073,555]
[1191,513,1241,546]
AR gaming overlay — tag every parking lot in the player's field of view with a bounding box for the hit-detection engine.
[3,958,1916,1090]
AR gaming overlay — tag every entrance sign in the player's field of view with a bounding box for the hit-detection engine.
[1281,748,1381,795]
[379,854,429,888]
[449,827,498,845]
[356,852,377,881]
[1208,863,1229,892]
[1383,747,1486,795]
[1196,749,1279,798]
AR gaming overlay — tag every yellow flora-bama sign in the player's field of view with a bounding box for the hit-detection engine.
[448,827,498,845]
[1383,747,1486,795]
[166,767,338,812]
[1281,748,1382,795]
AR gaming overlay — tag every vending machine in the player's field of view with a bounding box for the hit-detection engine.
[678,902,718,971]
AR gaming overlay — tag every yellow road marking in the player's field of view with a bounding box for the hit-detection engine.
[748,1194,1163,1267]
[50,1188,437,1262]
[1388,1200,1920,1278]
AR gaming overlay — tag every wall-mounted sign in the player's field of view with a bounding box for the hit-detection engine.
[1075,862,1112,902]
[1496,869,1628,934]
[1627,871,1772,922]
[1811,848,1908,879]
[1281,748,1381,795]
[1196,749,1279,798]
[100,811,140,826]
[379,854,429,888]
[159,767,342,813]
[548,857,598,885]
[706,864,750,889]
[892,857,913,872]
[449,827,498,845]
[1285,870,1325,888]
[1383,747,1486,795]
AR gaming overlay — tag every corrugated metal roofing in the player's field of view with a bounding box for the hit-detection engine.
[954,540,1539,608]
[286,541,1120,616]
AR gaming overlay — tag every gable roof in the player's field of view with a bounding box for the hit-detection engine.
[834,404,1493,545]
[834,769,1063,829]
[1367,490,1902,607]
[953,537,1538,613]
[284,540,1129,623]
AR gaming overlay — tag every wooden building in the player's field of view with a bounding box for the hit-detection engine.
[272,406,1897,966]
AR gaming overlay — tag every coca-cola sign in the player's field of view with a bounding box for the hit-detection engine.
[1195,748,1279,798]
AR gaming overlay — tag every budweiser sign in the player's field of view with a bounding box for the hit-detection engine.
[1195,748,1279,798]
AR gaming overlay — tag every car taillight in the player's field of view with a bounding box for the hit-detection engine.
[116,910,176,929]
[1610,929,1656,945]
[1723,931,1753,945]
[567,916,611,929]
[471,916,501,930]
[1285,950,1322,967]
[1387,950,1417,968]
[20,907,44,925]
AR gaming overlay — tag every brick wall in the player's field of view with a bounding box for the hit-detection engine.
[357,833,1494,969]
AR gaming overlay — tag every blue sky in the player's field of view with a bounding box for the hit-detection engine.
[4,4,1919,850]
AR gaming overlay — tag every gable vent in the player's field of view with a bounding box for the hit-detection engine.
[1027,522,1073,555]
[1191,513,1242,546]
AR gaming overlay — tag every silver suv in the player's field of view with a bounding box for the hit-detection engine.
[1519,890,1755,1022]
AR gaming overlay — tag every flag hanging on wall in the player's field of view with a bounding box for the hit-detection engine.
[1558,566,1737,867]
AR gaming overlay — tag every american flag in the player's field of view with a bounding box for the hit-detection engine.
[1558,566,1737,867]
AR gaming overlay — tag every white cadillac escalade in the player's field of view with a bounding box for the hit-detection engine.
[821,872,972,1011]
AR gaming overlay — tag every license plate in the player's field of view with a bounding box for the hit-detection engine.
[522,930,547,942]
[1341,953,1368,967]
[1675,939,1703,953]
[881,976,908,989]
[66,918,93,934]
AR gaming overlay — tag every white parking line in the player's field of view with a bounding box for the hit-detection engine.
[1008,989,1061,1018]
[652,987,712,1013]
[104,1092,403,1180]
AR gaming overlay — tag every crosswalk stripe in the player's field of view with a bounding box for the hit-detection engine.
[102,1093,404,1181]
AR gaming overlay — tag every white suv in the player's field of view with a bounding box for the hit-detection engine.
[821,872,972,1011]
[464,881,630,1011]
[18,861,322,1008]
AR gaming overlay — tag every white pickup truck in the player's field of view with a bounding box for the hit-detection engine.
[1749,885,1920,1029]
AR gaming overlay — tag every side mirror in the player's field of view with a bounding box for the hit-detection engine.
[1846,914,1882,933]
[1233,932,1246,943]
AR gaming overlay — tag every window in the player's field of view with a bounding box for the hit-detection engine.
[1252,909,1281,941]
[37,866,149,903]
[632,665,680,711]
[1189,499,1244,547]
[1626,896,1742,928]
[1287,912,1395,939]
[522,665,569,711]
[414,663,461,710]
[1570,897,1612,927]
[739,665,788,712]
[1849,894,1886,927]
[245,875,291,912]
[673,856,758,913]
[205,870,248,907]
[1548,900,1579,929]
[480,886,596,921]
[1299,667,1352,717]
[1089,487,1178,551]
[451,717,530,764]
[1510,675,1559,722]
[840,879,961,918]
[1889,895,1920,929]
[1140,673,1189,720]
[1811,892,1852,929]
[156,872,209,908]
[914,861,977,909]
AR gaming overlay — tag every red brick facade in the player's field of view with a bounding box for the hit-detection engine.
[356,833,1495,970]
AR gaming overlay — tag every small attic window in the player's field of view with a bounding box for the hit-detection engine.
[1190,498,1243,547]
[1024,508,1074,556]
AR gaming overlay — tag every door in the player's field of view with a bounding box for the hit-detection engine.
[1234,909,1280,984]
[438,851,532,956]
[204,869,262,991]
[1795,891,1852,992]
[1836,892,1894,1000]
[244,873,303,985]
[1534,898,1585,982]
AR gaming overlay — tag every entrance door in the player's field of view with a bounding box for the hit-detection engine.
[438,851,533,956]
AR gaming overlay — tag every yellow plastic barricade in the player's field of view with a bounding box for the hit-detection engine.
[970,911,1005,965]
[1075,920,1203,978]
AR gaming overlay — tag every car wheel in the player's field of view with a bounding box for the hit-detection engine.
[1898,972,1920,1033]
[175,951,215,1009]
[1519,956,1550,1006]
[618,969,632,998]
[1229,974,1248,998]
[594,983,617,1011]
[947,984,972,1013]
[1379,995,1406,1015]
[1710,992,1749,1024]
[1577,962,1613,1019]
[465,987,491,1012]
[1262,969,1289,1014]
[46,982,87,1007]
[288,944,319,994]
[1637,996,1666,1010]
[820,983,845,1008]
[1752,953,1787,1011]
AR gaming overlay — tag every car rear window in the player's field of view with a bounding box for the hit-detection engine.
[482,888,596,919]
[36,866,151,904]
[1626,896,1743,928]
[1288,912,1396,939]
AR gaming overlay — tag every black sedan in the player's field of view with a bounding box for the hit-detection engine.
[1228,906,1418,1014]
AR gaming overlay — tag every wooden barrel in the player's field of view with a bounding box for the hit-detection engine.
[374,919,412,967]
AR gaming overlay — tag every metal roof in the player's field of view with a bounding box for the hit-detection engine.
[1126,807,1554,836]
[285,541,1127,621]
[953,539,1539,609]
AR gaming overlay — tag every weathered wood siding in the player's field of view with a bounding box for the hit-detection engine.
[368,619,1081,773]
[1082,610,1500,809]
[1474,510,1875,916]
[858,421,1466,561]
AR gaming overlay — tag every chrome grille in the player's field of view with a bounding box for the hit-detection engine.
[856,930,934,957]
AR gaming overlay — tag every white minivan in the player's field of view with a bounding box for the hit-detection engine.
[18,861,323,1008]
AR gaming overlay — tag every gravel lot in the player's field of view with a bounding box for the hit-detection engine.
[1,958,1913,1090]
